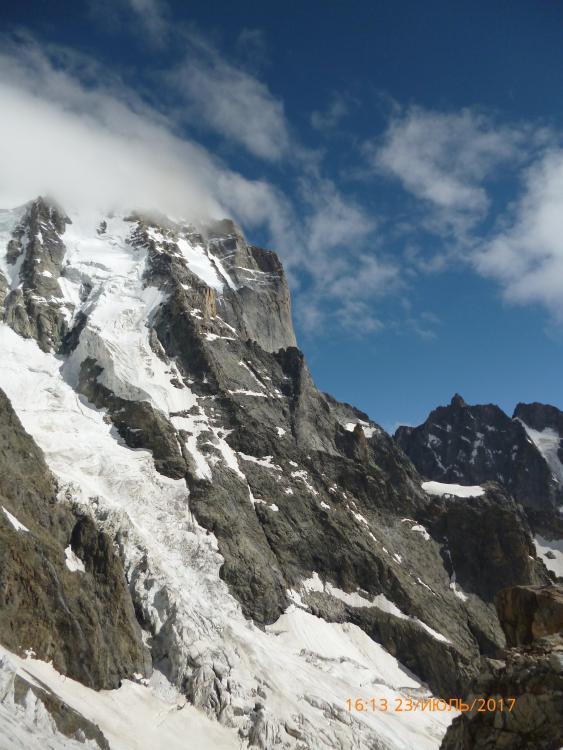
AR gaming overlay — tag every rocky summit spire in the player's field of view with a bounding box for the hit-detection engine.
[396,392,563,522]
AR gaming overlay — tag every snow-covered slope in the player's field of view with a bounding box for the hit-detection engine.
[0,644,238,750]
[534,535,563,579]
[0,291,449,750]
[0,198,549,749]
[519,423,563,488]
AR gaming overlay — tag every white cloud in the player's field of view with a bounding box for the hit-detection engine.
[327,254,399,300]
[371,106,563,324]
[311,94,350,132]
[0,52,213,218]
[371,107,525,229]
[0,32,401,337]
[291,178,400,334]
[127,0,169,42]
[300,177,375,256]
[85,14,288,161]
[0,33,295,235]
[172,35,291,162]
[475,148,563,318]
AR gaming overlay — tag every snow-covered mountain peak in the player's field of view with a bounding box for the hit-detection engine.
[0,196,554,750]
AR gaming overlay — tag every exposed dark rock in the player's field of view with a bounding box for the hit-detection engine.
[395,394,562,514]
[515,403,563,449]
[421,484,548,603]
[5,221,25,265]
[349,606,475,696]
[496,584,563,646]
[441,585,563,750]
[3,197,73,352]
[59,311,88,355]
[0,272,7,309]
[2,205,556,747]
[76,357,187,479]
[133,213,296,353]
[0,387,148,689]
[515,404,563,522]
[124,219,544,697]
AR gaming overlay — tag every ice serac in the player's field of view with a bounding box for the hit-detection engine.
[0,651,110,750]
[0,198,552,750]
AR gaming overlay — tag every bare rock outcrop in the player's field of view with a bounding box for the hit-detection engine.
[0,387,149,689]
[496,584,563,647]
[441,585,563,750]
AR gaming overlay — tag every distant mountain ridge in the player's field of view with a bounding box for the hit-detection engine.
[395,394,563,579]
[395,394,563,514]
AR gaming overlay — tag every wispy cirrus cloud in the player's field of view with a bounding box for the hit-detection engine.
[235,28,270,71]
[475,147,563,319]
[292,177,399,334]
[311,93,351,132]
[171,33,292,162]
[365,104,563,325]
[368,107,530,233]
[88,0,169,45]
[300,176,375,256]
[126,0,169,43]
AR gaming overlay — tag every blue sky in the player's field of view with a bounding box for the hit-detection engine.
[2,0,563,430]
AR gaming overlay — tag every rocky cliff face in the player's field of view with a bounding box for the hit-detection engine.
[0,388,148,691]
[421,484,541,604]
[0,197,553,750]
[514,402,563,511]
[395,394,563,585]
[496,584,563,647]
[2,198,72,352]
[441,584,563,750]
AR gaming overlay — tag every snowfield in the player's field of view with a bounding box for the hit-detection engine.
[534,535,563,579]
[0,645,238,750]
[421,481,485,498]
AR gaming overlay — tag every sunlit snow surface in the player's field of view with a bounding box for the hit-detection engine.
[176,236,227,291]
[2,506,29,533]
[519,422,563,484]
[534,535,563,579]
[343,420,379,438]
[0,644,237,750]
[64,545,85,573]
[0,214,454,749]
[421,481,485,498]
